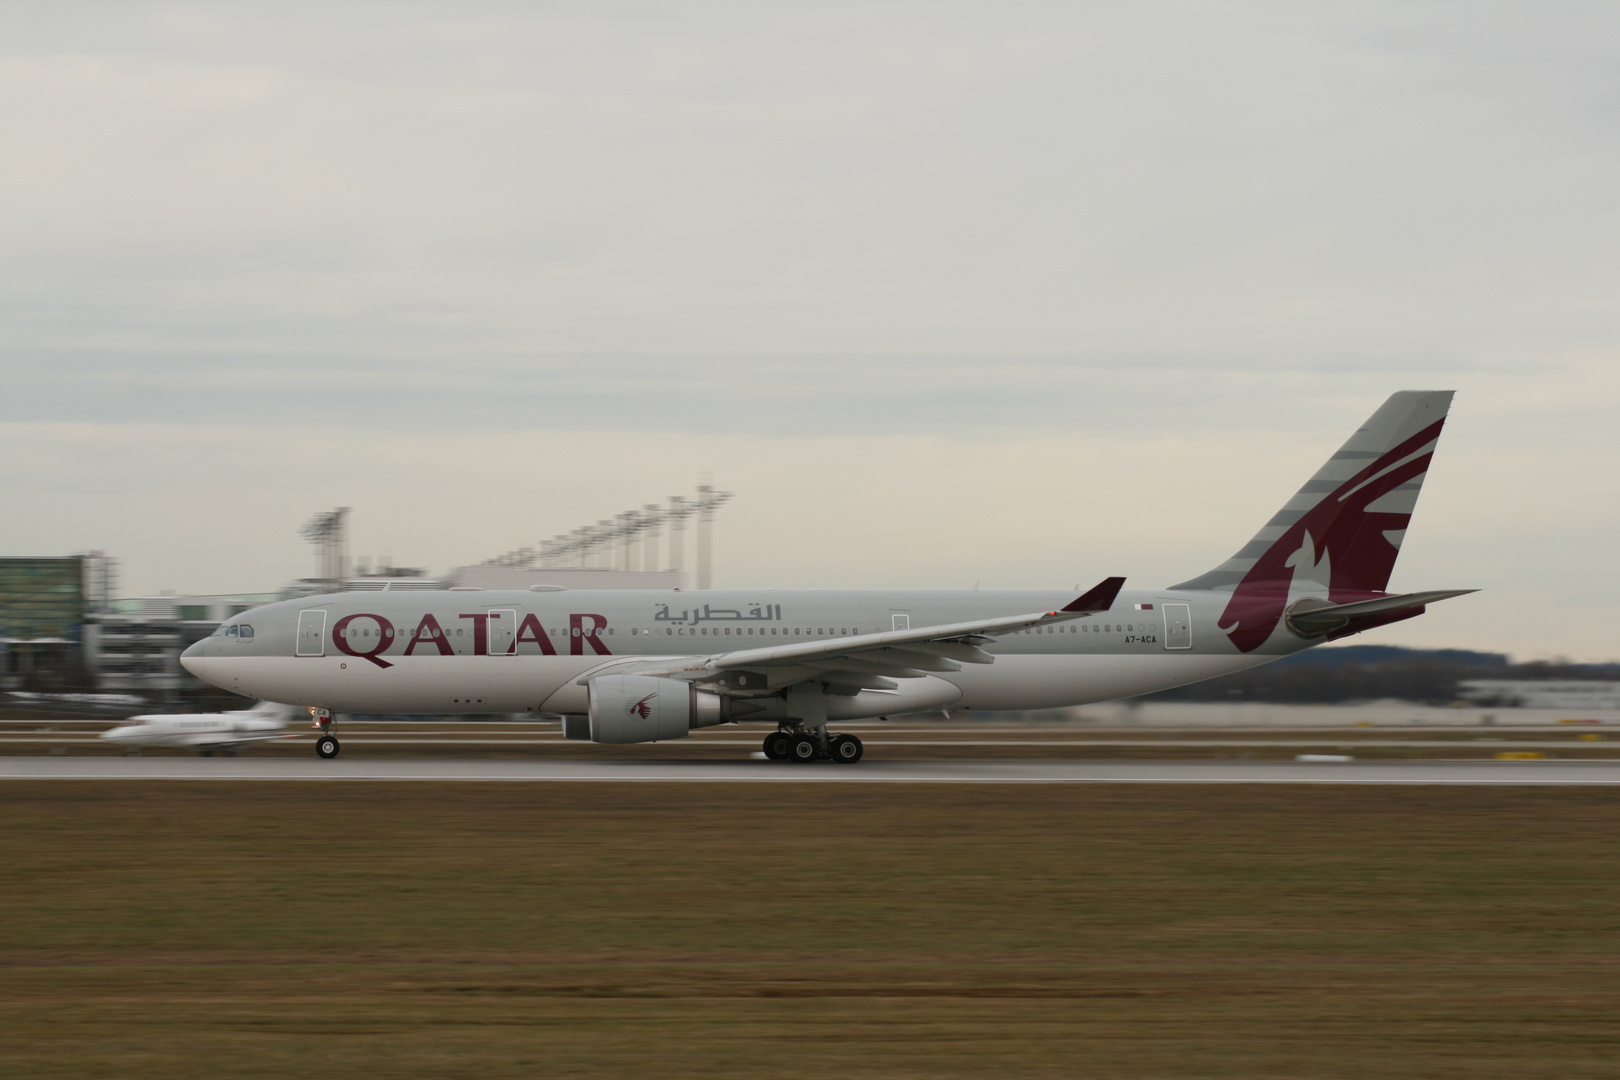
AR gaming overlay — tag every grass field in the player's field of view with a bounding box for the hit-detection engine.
[2,781,1618,1077]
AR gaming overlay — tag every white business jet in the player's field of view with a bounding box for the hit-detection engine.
[99,700,300,754]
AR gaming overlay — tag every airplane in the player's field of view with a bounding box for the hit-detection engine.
[181,391,1472,763]
[99,700,301,754]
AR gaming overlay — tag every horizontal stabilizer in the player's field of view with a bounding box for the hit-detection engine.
[1286,589,1476,637]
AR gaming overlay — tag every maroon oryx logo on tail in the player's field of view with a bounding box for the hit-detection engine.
[1219,416,1446,652]
[628,693,655,719]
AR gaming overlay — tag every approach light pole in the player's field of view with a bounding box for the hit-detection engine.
[694,484,732,590]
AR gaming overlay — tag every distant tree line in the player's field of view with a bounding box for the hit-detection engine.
[1143,645,1620,705]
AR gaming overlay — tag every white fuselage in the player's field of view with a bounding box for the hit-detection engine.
[180,587,1297,718]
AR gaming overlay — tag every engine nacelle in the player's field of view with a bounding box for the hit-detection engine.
[585,675,725,744]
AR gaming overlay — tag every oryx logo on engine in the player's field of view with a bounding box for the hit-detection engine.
[627,693,655,720]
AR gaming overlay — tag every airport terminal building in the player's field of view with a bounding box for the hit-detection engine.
[0,554,112,690]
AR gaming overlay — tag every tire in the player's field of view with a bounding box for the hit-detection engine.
[829,734,864,764]
[316,735,340,759]
[762,732,792,760]
[789,734,819,763]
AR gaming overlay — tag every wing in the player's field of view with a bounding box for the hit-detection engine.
[629,576,1125,693]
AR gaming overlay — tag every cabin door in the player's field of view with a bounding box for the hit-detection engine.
[1162,603,1192,650]
[296,610,327,657]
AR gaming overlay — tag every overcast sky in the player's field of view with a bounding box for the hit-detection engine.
[2,2,1616,661]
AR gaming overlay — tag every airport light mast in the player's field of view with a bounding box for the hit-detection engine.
[694,485,732,590]
[299,508,350,584]
[475,484,732,586]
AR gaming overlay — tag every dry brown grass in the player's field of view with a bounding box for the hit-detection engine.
[2,782,1618,1077]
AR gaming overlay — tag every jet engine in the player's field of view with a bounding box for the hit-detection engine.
[585,674,726,744]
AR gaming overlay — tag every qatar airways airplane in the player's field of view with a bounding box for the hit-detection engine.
[182,391,1471,763]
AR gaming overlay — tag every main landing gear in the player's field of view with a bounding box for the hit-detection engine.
[311,707,340,760]
[761,728,863,764]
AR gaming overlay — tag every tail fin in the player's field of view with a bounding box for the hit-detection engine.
[1173,391,1454,652]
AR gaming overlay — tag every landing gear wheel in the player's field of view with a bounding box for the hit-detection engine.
[789,734,819,763]
[315,735,341,759]
[829,734,864,763]
[762,732,792,760]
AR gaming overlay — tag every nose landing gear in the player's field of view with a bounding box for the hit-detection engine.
[310,708,340,759]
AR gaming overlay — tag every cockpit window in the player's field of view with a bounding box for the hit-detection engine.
[226,625,238,637]
[238,625,254,641]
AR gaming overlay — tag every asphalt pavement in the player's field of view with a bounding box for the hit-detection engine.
[3,756,1618,784]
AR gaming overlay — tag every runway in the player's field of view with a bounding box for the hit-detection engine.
[3,756,1619,784]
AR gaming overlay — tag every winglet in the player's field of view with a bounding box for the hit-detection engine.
[1063,576,1126,613]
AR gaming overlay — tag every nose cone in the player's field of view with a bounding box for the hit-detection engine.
[180,639,223,686]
